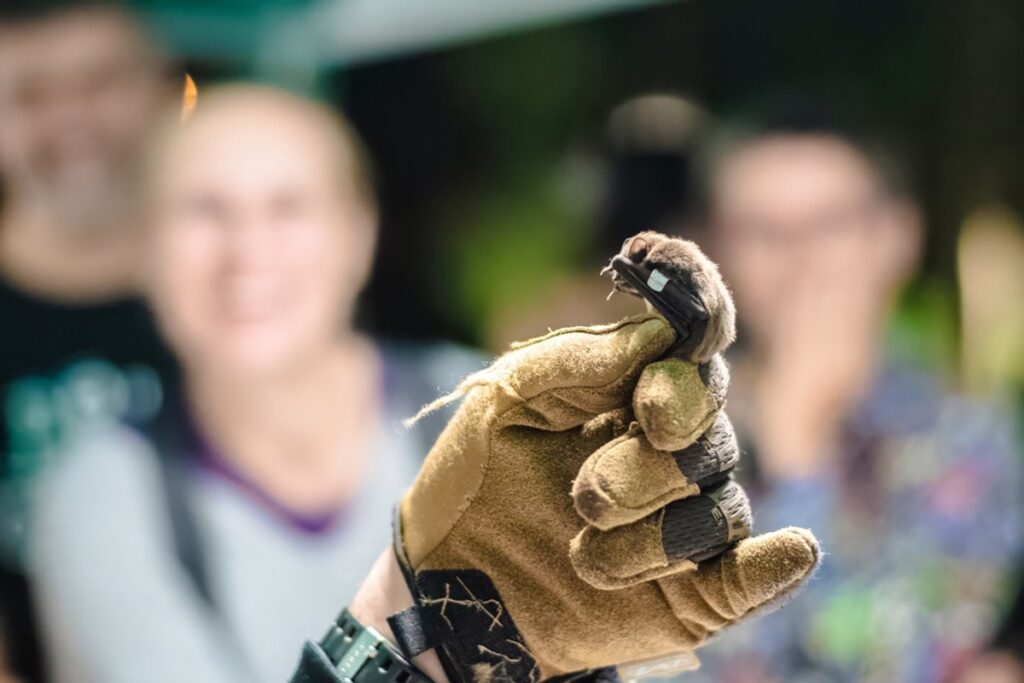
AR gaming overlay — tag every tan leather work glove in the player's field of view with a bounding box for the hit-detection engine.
[392,236,820,682]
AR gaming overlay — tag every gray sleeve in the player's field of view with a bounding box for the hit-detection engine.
[29,426,245,683]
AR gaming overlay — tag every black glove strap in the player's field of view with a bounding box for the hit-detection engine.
[387,605,441,658]
[389,508,622,683]
[391,508,465,683]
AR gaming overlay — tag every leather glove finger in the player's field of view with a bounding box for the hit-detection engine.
[656,527,820,644]
[633,355,729,452]
[476,313,676,432]
[570,480,752,589]
[573,413,739,530]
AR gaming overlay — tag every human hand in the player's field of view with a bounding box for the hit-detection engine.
[393,236,820,681]
[754,268,880,477]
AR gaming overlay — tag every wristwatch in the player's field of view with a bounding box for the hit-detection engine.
[291,609,432,683]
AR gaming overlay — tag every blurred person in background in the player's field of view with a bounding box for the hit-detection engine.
[0,2,177,680]
[29,84,477,683]
[687,107,1023,682]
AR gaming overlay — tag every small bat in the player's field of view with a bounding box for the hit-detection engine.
[602,231,736,362]
[604,233,747,563]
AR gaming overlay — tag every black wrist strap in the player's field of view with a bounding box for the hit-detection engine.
[291,609,431,683]
[388,507,622,683]
[387,605,442,658]
[390,508,465,683]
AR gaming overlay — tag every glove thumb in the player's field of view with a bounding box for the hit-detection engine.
[657,527,821,641]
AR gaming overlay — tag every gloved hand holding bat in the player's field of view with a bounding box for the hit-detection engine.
[294,231,821,683]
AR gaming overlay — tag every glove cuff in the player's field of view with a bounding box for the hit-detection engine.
[389,508,622,683]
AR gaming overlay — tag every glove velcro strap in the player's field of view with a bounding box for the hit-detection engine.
[387,605,443,658]
[391,506,623,682]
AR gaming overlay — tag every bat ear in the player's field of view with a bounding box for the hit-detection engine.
[625,234,652,261]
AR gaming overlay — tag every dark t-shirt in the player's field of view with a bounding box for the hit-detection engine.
[0,277,176,681]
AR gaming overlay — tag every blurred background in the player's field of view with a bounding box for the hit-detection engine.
[225,0,1012,364]
[145,0,1019,363]
[1,1,1023,682]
